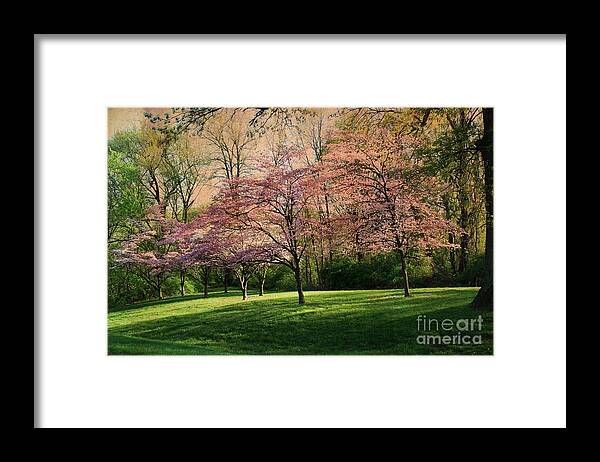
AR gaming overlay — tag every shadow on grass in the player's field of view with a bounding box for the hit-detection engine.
[108,288,492,355]
[109,287,477,313]
[109,289,255,313]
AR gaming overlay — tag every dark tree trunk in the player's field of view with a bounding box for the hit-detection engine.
[459,234,469,273]
[241,278,248,300]
[398,249,411,297]
[356,231,363,262]
[449,233,457,275]
[472,108,493,311]
[324,194,334,263]
[313,254,321,287]
[157,275,163,300]
[311,236,322,287]
[223,267,229,293]
[304,255,311,289]
[442,195,457,275]
[458,204,470,272]
[319,238,325,286]
[180,270,186,297]
[293,262,305,304]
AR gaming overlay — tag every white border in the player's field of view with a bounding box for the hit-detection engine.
[36,36,566,428]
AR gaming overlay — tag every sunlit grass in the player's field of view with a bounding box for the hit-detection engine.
[108,288,492,355]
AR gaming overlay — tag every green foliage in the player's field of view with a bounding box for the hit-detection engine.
[108,129,143,157]
[320,251,485,291]
[108,255,153,307]
[261,265,297,291]
[456,253,486,287]
[108,288,493,355]
[108,130,148,241]
[322,256,390,290]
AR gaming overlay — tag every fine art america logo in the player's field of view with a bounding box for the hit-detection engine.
[416,315,484,346]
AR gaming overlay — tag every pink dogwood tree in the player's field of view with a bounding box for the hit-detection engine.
[113,205,183,299]
[324,129,461,297]
[220,229,279,300]
[176,207,279,301]
[212,150,322,304]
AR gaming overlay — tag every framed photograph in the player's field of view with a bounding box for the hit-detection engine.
[35,34,566,428]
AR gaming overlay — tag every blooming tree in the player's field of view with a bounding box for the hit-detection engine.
[325,129,461,296]
[219,228,278,300]
[168,213,223,297]
[175,207,278,301]
[113,125,464,304]
[213,151,321,304]
[113,205,182,299]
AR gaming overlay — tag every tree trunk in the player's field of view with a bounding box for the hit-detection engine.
[319,238,325,287]
[313,254,321,287]
[459,234,469,273]
[223,267,229,293]
[241,278,248,300]
[258,267,267,296]
[293,263,305,304]
[449,233,457,275]
[472,108,493,311]
[442,195,457,275]
[324,194,333,263]
[304,255,311,289]
[398,249,411,297]
[157,275,163,300]
[311,236,322,287]
[356,231,363,262]
[180,270,185,297]
[458,204,469,272]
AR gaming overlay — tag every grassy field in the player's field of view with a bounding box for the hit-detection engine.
[108,288,493,355]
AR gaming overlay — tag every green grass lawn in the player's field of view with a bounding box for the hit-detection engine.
[108,288,493,355]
